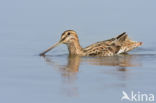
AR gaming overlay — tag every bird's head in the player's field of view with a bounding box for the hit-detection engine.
[60,30,79,44]
[39,30,79,56]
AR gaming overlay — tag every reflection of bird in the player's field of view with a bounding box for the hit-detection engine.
[40,30,142,56]
[42,55,80,75]
[42,55,141,97]
[121,91,130,101]
[83,54,141,67]
[42,55,80,97]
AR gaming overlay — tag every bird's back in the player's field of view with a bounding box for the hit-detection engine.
[83,32,142,56]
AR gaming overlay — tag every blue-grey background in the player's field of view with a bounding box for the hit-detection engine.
[0,0,156,103]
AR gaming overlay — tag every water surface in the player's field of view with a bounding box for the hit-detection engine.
[0,0,156,103]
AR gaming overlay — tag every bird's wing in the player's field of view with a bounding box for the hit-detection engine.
[83,40,120,56]
[83,32,128,56]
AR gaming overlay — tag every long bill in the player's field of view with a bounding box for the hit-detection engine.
[39,41,62,56]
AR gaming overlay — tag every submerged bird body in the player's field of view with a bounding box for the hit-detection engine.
[40,30,142,56]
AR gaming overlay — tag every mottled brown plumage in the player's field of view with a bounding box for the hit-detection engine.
[40,30,142,56]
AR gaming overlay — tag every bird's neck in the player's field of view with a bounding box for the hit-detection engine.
[67,40,84,55]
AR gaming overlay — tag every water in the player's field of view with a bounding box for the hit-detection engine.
[0,0,156,103]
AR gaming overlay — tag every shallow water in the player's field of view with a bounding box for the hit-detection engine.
[0,0,156,103]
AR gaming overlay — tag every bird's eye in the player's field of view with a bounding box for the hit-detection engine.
[67,32,70,36]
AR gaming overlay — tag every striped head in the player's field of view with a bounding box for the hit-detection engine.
[60,30,79,44]
[39,30,80,56]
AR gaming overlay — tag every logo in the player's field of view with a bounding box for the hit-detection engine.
[121,91,155,102]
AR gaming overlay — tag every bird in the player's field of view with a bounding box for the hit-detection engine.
[40,30,142,56]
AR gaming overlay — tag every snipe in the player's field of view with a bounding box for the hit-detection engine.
[40,30,142,56]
